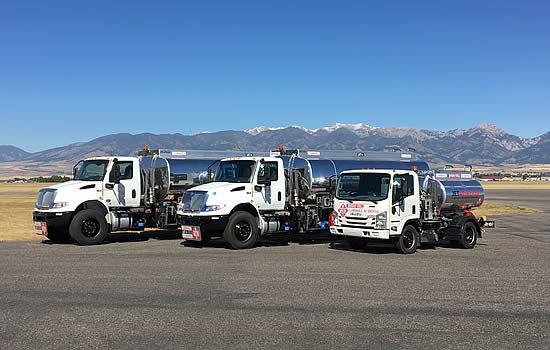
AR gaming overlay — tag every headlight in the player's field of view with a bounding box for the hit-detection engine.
[51,202,69,209]
[202,204,226,212]
[375,211,387,229]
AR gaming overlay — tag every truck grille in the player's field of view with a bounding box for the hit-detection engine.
[340,215,376,228]
[181,191,207,212]
[36,189,57,209]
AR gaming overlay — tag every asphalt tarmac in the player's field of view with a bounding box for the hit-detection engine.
[0,189,548,349]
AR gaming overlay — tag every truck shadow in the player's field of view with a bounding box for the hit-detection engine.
[329,241,399,254]
[329,241,487,254]
[180,232,341,249]
[40,229,184,245]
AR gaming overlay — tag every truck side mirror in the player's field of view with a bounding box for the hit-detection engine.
[401,179,408,197]
[109,160,121,184]
[264,166,272,186]
[72,160,83,179]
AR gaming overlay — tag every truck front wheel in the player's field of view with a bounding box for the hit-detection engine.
[69,209,109,245]
[396,225,418,254]
[223,211,259,249]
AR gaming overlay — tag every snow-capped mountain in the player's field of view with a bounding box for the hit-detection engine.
[2,123,549,166]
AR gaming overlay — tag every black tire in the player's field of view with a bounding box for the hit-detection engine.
[346,236,367,250]
[395,225,418,254]
[45,228,70,243]
[69,209,109,245]
[223,211,259,249]
[458,221,477,249]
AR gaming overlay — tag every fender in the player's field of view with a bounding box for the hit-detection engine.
[230,203,260,219]
[74,200,111,224]
[446,215,482,238]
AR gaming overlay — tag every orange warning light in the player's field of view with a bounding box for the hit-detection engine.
[279,145,284,151]
[144,146,149,151]
[412,166,418,171]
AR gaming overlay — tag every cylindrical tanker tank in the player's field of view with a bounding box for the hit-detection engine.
[420,170,485,210]
[165,158,218,192]
[281,155,430,191]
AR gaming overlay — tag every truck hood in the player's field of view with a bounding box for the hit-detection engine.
[44,180,101,191]
[189,182,249,193]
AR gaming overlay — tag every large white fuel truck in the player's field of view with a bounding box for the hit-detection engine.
[177,147,430,249]
[330,167,494,253]
[32,148,255,245]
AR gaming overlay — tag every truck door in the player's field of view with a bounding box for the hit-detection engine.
[390,173,416,230]
[103,159,141,208]
[253,160,285,211]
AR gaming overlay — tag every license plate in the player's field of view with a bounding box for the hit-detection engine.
[182,225,201,241]
[484,221,496,228]
[34,222,48,236]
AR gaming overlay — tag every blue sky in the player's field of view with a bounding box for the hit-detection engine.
[1,0,549,152]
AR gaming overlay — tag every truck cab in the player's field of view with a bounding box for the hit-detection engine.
[178,156,287,248]
[330,169,421,253]
[33,156,142,244]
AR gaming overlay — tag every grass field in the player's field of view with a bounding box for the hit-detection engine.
[481,181,550,189]
[0,181,545,242]
[0,183,55,242]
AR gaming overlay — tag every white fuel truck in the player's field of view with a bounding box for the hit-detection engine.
[330,167,494,253]
[32,149,245,245]
[177,148,429,249]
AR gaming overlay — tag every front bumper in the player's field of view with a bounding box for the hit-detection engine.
[32,211,72,235]
[330,225,392,240]
[178,215,229,237]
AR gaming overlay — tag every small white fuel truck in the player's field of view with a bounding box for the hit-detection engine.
[330,167,494,253]
[177,148,430,249]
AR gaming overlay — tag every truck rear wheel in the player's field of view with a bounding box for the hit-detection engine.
[69,209,109,245]
[223,211,258,249]
[458,221,477,249]
[396,225,418,254]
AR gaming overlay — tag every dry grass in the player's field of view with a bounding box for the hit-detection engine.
[0,182,544,242]
[0,183,51,242]
[472,201,542,217]
[481,182,550,190]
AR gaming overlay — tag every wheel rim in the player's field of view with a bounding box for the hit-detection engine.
[403,229,415,250]
[464,226,476,245]
[82,218,100,237]
[234,221,252,242]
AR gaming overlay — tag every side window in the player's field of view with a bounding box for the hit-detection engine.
[118,161,133,180]
[257,162,278,184]
[392,174,414,203]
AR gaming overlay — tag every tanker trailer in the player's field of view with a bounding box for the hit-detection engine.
[330,167,494,254]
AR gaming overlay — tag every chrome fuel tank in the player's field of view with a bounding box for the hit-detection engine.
[281,155,430,191]
[420,170,485,210]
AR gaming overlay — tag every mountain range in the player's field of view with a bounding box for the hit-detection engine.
[1,123,549,167]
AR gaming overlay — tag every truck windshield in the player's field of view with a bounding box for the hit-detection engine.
[74,160,109,181]
[213,160,256,183]
[336,173,390,201]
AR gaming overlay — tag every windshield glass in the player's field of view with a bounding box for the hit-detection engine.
[213,160,256,183]
[336,173,390,201]
[74,160,109,181]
